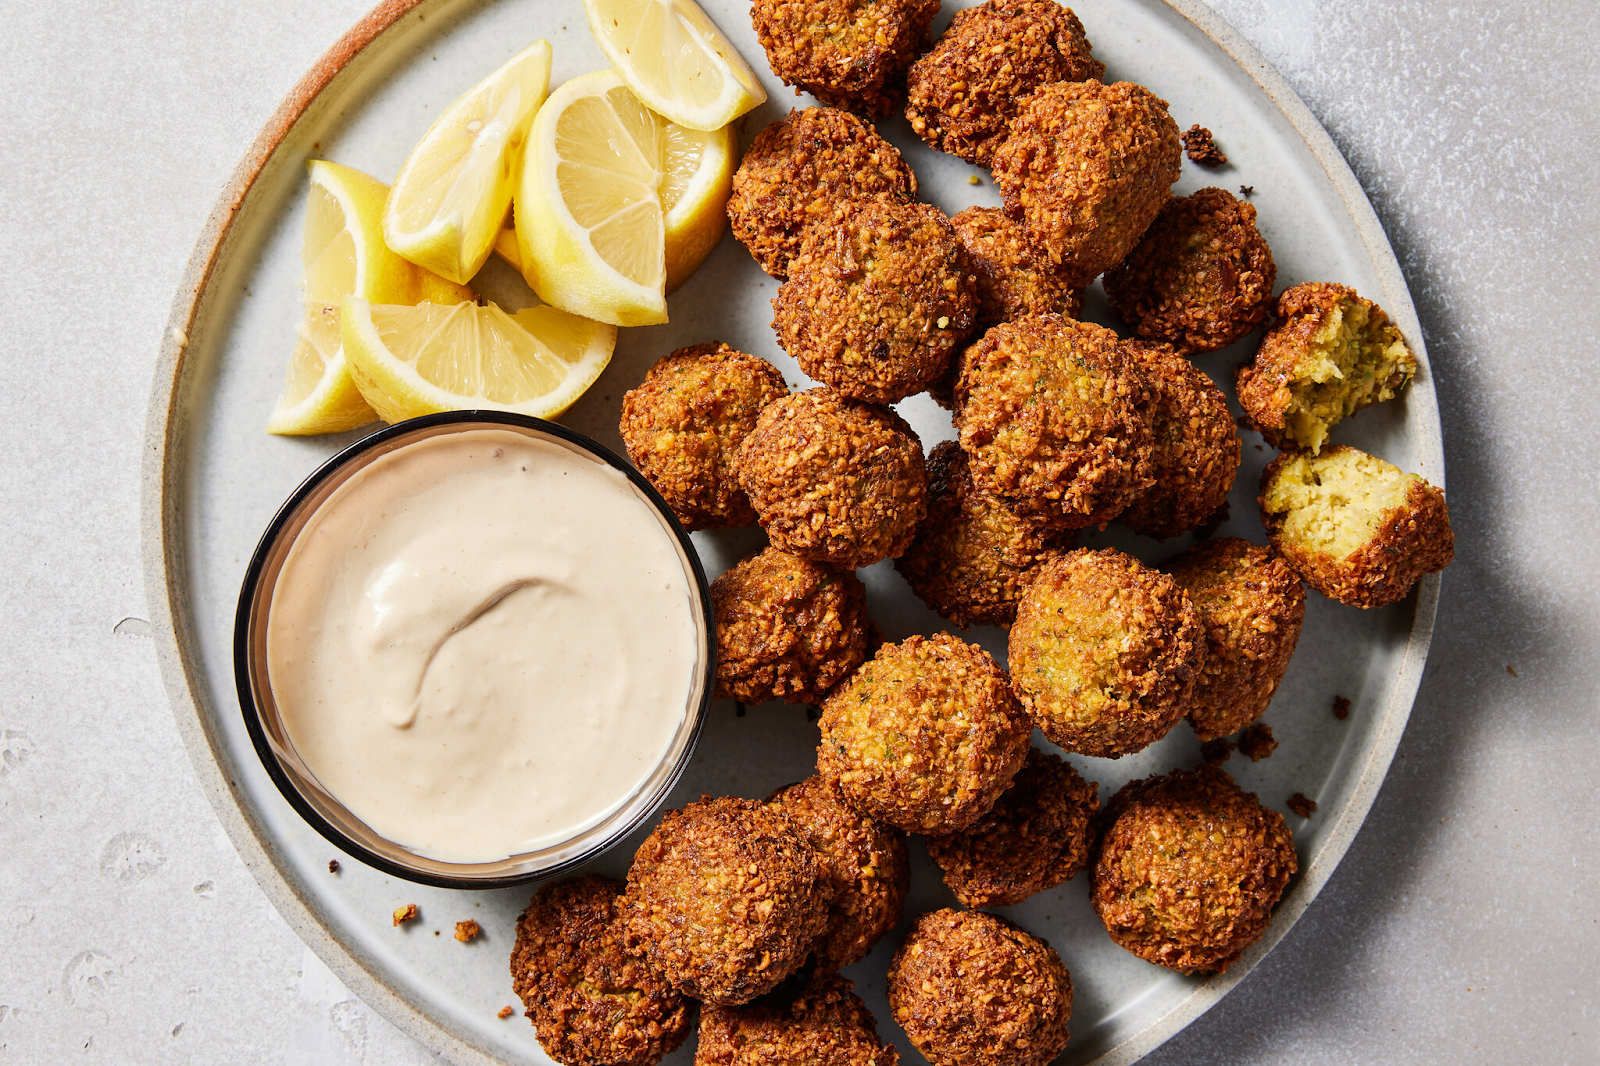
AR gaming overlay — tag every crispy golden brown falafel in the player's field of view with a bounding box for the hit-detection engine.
[1103,187,1276,353]
[511,876,692,1066]
[1010,548,1203,758]
[887,909,1072,1066]
[620,344,788,531]
[737,390,927,570]
[1116,340,1241,541]
[990,79,1181,285]
[950,207,1085,331]
[696,970,899,1066]
[955,315,1155,530]
[1259,446,1453,608]
[1091,765,1297,974]
[1236,282,1417,454]
[767,775,910,968]
[904,0,1105,165]
[1165,537,1305,742]
[751,0,938,117]
[773,200,976,403]
[894,441,1072,630]
[817,633,1029,834]
[728,107,919,279]
[712,547,873,705]
[623,797,831,1006]
[925,747,1098,908]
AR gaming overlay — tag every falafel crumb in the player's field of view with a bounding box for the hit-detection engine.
[1239,723,1278,761]
[392,903,418,927]
[1332,695,1351,720]
[327,859,340,874]
[1201,738,1233,764]
[1239,184,1255,196]
[454,920,481,942]
[968,174,982,185]
[1183,124,1227,166]
[1288,793,1317,817]
[496,1005,514,1020]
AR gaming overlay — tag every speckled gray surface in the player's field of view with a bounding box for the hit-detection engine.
[0,1,1596,1063]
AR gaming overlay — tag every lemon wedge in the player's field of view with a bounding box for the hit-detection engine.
[267,161,423,435]
[661,120,735,291]
[383,40,552,285]
[341,296,617,423]
[583,0,765,130]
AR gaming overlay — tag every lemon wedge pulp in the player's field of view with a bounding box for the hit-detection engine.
[383,40,552,285]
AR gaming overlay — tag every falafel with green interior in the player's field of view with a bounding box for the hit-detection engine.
[1009,548,1203,758]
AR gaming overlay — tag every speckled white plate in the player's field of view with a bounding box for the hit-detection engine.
[142,0,1443,1062]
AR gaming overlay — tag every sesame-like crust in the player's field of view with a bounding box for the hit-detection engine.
[695,970,900,1066]
[887,909,1072,1066]
[1091,766,1297,974]
[1103,187,1276,352]
[736,389,927,570]
[751,0,939,118]
[712,547,872,705]
[728,107,919,279]
[767,776,910,968]
[511,876,692,1066]
[1259,447,1454,608]
[817,633,1029,834]
[894,441,1072,629]
[1235,282,1415,449]
[990,80,1181,286]
[1009,548,1203,758]
[1165,538,1305,741]
[773,200,976,404]
[623,797,832,1006]
[1117,340,1241,540]
[620,344,789,531]
[950,207,1085,331]
[925,747,1099,908]
[955,315,1155,530]
[904,0,1104,166]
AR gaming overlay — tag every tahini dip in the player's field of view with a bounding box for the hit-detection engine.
[265,428,698,864]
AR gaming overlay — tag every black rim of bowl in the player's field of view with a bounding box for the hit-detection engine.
[232,410,716,890]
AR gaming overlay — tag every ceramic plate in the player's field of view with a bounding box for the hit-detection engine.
[143,0,1443,1061]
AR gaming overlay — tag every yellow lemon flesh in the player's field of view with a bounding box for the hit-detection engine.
[383,40,552,285]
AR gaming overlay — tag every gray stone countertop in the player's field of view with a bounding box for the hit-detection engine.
[1,0,1596,1062]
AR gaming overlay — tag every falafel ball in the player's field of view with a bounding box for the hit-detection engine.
[511,876,692,1066]
[737,389,927,570]
[1259,445,1453,608]
[623,797,831,1006]
[951,206,1085,331]
[712,546,873,705]
[1009,548,1203,758]
[1103,187,1276,352]
[894,441,1072,630]
[728,107,919,279]
[818,633,1029,834]
[925,747,1099,908]
[905,0,1105,166]
[1236,282,1417,454]
[773,200,976,404]
[990,79,1181,286]
[1116,340,1241,541]
[620,344,789,531]
[767,775,910,968]
[1091,765,1297,974]
[955,315,1154,530]
[696,970,899,1066]
[887,909,1072,1066]
[1166,537,1306,742]
[751,0,939,118]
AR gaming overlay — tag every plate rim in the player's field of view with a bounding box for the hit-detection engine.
[140,1,1443,1062]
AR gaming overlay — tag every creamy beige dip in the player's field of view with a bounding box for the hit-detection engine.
[266,428,699,864]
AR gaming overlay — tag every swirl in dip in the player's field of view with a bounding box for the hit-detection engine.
[265,427,700,864]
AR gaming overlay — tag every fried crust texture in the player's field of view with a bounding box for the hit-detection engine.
[951,206,1085,330]
[695,970,899,1066]
[751,0,939,118]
